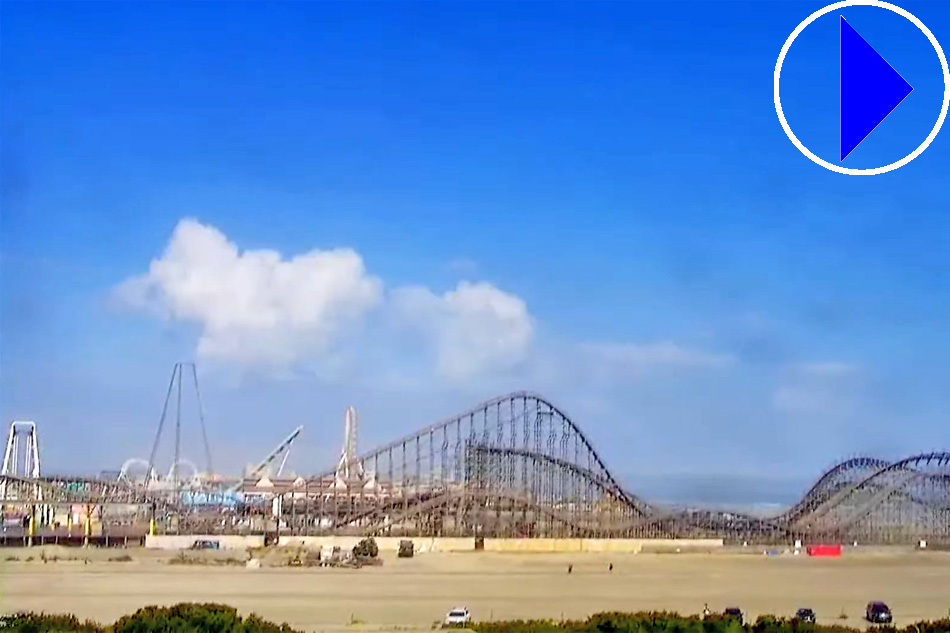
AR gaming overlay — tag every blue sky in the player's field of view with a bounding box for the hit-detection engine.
[2,1,948,503]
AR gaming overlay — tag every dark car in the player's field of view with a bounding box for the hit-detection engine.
[795,608,816,623]
[866,601,893,624]
[723,608,743,624]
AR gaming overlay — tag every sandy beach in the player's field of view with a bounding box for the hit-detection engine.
[2,547,949,631]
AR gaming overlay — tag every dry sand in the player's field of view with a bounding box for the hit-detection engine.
[2,547,949,631]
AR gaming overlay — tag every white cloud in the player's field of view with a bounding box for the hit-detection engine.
[392,281,534,381]
[114,218,382,368]
[772,360,863,416]
[445,257,479,276]
[115,219,534,379]
[772,385,827,413]
[771,384,857,416]
[115,219,740,389]
[792,361,860,377]
[581,341,734,371]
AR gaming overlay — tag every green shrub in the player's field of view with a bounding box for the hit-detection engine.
[470,612,950,633]
[3,607,949,633]
[111,604,301,633]
[0,612,103,632]
[0,604,302,633]
[912,622,950,633]
[112,603,242,633]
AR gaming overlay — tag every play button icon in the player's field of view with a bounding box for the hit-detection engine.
[775,1,950,176]
[840,16,914,161]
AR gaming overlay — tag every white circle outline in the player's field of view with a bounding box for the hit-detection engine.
[774,0,950,175]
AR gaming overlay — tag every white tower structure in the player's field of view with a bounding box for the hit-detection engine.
[336,406,364,481]
[1,421,42,504]
[1,421,40,478]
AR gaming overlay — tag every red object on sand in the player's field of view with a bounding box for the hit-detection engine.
[806,544,842,557]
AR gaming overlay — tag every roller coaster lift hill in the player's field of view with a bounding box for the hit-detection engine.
[1,386,947,546]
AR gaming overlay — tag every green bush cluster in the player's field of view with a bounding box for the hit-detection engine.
[470,611,950,633]
[0,612,102,633]
[0,603,303,633]
[2,606,949,633]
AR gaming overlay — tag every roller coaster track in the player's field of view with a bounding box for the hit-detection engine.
[788,453,950,538]
[467,445,653,514]
[3,392,947,543]
[775,456,891,524]
[0,473,155,506]
[296,391,949,542]
[349,488,686,537]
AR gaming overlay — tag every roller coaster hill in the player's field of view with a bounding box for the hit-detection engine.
[1,393,948,546]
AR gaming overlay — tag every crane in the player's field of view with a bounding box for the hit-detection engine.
[228,425,302,493]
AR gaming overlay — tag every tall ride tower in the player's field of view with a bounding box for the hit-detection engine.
[335,406,364,481]
[145,362,214,496]
[1,421,40,479]
[0,420,42,506]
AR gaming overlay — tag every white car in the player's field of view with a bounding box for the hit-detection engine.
[444,607,471,626]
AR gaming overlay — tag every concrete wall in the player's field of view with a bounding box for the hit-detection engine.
[276,536,723,554]
[277,536,473,552]
[481,538,582,552]
[144,534,265,550]
[482,538,723,553]
[638,539,724,553]
[142,534,723,553]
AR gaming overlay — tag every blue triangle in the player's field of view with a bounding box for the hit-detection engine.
[840,16,913,161]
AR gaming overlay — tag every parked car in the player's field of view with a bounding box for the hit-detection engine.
[723,607,743,624]
[444,607,471,627]
[795,608,816,623]
[866,601,893,624]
